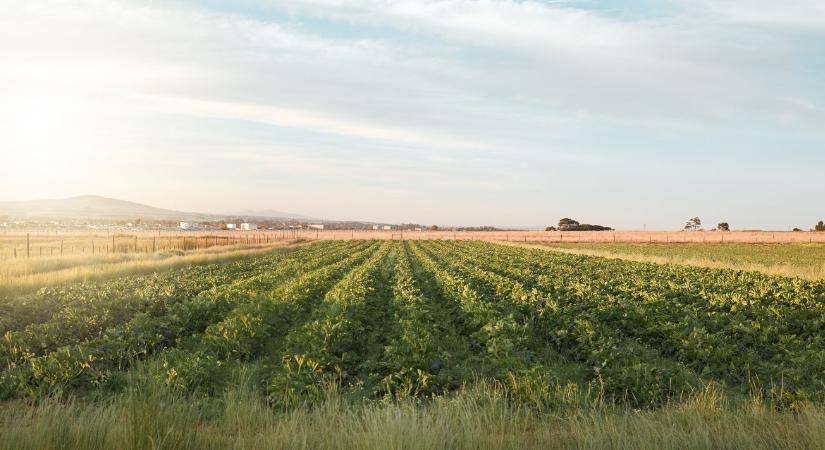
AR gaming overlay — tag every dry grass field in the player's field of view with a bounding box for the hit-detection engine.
[0,230,295,261]
[0,240,306,295]
[517,242,825,280]
[310,229,825,243]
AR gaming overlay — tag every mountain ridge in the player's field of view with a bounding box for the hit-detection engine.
[0,195,313,221]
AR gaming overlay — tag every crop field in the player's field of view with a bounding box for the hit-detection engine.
[3,240,825,449]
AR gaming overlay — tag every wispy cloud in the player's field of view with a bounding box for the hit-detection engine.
[147,95,492,151]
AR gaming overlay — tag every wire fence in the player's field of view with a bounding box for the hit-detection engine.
[2,229,824,260]
[0,230,301,261]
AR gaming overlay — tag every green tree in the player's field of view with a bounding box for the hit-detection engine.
[684,217,702,231]
[558,218,580,230]
[815,221,825,232]
[717,222,730,231]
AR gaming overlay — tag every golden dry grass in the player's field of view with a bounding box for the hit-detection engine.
[505,242,825,280]
[4,376,825,450]
[0,241,307,295]
[0,230,292,260]
[308,229,825,243]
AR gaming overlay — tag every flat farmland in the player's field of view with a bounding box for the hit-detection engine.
[0,230,293,260]
[3,230,824,262]
[3,240,825,449]
[311,229,825,244]
[532,242,825,280]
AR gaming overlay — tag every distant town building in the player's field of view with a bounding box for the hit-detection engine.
[372,225,379,230]
[240,223,258,231]
[226,223,237,230]
[179,222,198,230]
[382,225,392,231]
[308,224,324,230]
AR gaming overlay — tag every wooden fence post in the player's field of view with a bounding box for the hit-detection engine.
[60,240,64,256]
[26,233,30,258]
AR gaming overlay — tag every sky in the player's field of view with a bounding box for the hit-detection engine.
[1,0,824,229]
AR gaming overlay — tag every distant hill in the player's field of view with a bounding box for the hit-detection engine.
[0,195,208,220]
[0,195,321,222]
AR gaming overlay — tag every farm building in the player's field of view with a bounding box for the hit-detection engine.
[241,223,258,231]
[179,222,198,230]
[372,225,379,230]
[225,223,237,230]
[308,224,324,230]
[382,225,392,231]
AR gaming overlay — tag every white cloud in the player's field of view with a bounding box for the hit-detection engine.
[697,0,825,29]
[146,95,491,151]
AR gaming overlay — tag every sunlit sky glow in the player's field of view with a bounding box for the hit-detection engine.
[1,0,824,228]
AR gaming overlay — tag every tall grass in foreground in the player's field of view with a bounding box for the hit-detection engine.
[3,370,825,450]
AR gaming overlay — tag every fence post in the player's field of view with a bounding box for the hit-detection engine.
[60,240,63,256]
[26,233,30,258]
[112,235,115,254]
[153,237,156,252]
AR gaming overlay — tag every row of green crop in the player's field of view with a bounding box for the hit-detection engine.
[414,241,695,407]
[0,241,372,398]
[445,241,825,405]
[0,241,363,370]
[264,242,395,405]
[150,240,384,398]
